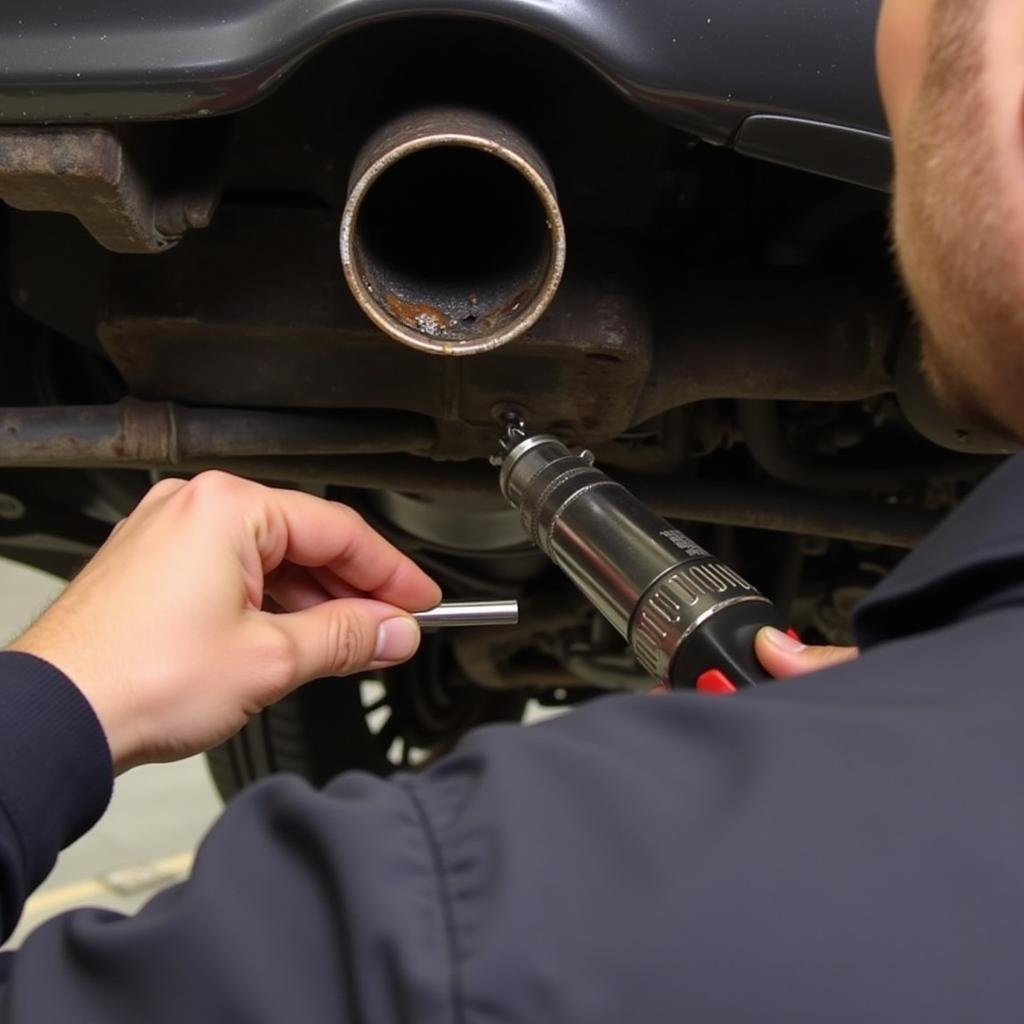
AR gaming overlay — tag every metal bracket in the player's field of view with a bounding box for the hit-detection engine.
[0,126,218,253]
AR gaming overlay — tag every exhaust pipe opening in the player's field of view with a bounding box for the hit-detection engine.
[341,108,566,356]
[358,148,549,334]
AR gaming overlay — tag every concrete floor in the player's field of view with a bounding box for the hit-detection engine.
[0,559,223,950]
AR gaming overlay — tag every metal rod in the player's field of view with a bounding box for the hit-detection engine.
[0,399,436,465]
[413,600,519,628]
[0,408,942,548]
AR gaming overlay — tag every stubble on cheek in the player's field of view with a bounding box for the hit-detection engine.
[890,0,1024,440]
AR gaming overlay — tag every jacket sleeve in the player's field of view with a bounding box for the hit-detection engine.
[0,653,112,943]
[0,770,457,1024]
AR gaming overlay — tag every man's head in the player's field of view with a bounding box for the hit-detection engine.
[879,0,1024,440]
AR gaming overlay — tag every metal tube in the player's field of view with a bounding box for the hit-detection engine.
[413,600,519,628]
[0,410,940,548]
[340,106,566,356]
[0,400,436,465]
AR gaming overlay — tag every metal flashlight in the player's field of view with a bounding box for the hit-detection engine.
[497,431,789,692]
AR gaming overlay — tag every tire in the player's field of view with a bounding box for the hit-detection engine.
[207,635,526,801]
[205,676,386,798]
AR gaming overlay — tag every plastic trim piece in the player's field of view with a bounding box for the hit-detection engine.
[734,114,893,192]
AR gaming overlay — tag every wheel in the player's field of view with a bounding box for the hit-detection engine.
[206,634,526,801]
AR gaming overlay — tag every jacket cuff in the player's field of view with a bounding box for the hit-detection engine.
[0,651,113,890]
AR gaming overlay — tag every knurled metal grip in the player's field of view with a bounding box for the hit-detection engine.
[630,560,771,681]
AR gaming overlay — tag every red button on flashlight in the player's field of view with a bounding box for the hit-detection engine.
[696,669,738,696]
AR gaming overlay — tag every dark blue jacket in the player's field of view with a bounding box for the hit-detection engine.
[3,456,1024,1022]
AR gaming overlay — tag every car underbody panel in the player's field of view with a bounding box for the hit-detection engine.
[0,0,888,187]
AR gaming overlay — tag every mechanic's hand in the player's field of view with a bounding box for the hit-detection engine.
[8,472,441,773]
[755,627,858,679]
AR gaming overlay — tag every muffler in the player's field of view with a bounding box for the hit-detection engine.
[340,107,566,356]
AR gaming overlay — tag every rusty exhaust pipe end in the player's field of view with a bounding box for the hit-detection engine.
[340,107,566,356]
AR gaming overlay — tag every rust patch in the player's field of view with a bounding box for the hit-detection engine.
[383,292,455,337]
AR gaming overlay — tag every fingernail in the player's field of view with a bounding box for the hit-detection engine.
[375,617,420,663]
[761,627,806,654]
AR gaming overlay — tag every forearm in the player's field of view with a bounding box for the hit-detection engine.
[0,653,112,943]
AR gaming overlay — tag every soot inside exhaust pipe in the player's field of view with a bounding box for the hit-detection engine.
[340,107,566,356]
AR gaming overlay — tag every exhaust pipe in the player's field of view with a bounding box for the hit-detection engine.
[340,107,566,356]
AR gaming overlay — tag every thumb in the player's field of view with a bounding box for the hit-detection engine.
[269,598,423,685]
[756,627,858,680]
